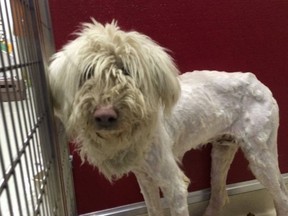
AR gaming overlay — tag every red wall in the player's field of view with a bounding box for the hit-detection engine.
[49,0,288,214]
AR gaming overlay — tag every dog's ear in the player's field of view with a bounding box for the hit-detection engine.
[48,48,82,124]
[120,31,181,115]
[148,49,181,115]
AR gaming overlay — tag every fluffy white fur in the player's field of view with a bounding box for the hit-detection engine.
[48,20,288,216]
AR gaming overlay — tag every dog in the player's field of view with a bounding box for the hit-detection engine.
[48,19,288,216]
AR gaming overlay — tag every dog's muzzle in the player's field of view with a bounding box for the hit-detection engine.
[93,105,118,129]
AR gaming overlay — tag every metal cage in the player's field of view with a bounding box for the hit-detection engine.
[0,0,75,215]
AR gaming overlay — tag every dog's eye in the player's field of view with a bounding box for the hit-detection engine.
[84,67,94,80]
[79,67,94,87]
[121,68,129,76]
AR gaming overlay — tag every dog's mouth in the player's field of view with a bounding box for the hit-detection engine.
[95,125,120,132]
[94,120,141,139]
[95,127,125,140]
[94,119,119,130]
[96,130,121,138]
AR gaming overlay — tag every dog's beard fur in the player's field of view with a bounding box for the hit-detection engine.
[49,19,181,181]
[68,70,158,180]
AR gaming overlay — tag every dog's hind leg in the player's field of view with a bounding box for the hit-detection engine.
[266,125,288,216]
[135,171,164,216]
[240,132,288,216]
[203,141,239,216]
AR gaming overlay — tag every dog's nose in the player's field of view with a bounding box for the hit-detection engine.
[93,106,118,128]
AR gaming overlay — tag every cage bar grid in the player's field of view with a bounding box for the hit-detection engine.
[0,0,73,215]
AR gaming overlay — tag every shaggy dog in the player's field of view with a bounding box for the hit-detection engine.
[49,20,288,216]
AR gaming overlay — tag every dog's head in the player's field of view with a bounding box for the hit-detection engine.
[49,20,180,177]
[50,19,180,136]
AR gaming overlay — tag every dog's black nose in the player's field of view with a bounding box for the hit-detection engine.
[94,106,118,128]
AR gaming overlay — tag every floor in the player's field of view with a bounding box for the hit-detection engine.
[136,186,281,216]
[82,176,288,216]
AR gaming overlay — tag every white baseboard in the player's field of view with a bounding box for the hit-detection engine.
[81,173,288,216]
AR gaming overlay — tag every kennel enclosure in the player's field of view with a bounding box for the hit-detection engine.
[0,0,75,215]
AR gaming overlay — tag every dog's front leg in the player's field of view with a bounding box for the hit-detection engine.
[158,155,190,216]
[135,171,164,216]
[136,141,190,216]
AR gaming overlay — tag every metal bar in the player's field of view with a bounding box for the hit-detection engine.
[28,0,69,214]
[5,2,40,214]
[22,0,60,213]
[0,76,14,216]
[0,1,37,215]
[34,162,51,214]
[0,61,40,72]
[17,1,44,213]
[0,115,43,194]
[0,5,24,215]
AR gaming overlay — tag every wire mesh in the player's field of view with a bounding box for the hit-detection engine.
[0,0,73,215]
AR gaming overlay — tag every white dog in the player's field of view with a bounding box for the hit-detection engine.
[48,20,288,216]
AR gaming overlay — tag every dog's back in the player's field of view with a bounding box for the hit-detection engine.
[168,71,279,158]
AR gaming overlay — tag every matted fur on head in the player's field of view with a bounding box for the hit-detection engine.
[49,19,180,180]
